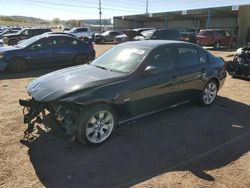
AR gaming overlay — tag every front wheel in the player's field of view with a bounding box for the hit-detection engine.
[8,57,28,72]
[74,53,89,65]
[200,80,218,106]
[76,104,117,146]
[8,39,18,46]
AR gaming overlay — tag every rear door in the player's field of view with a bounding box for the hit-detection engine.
[44,36,74,66]
[176,45,208,100]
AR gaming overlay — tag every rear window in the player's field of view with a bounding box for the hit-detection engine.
[162,30,181,40]
[199,30,213,36]
[79,28,88,32]
[215,30,226,37]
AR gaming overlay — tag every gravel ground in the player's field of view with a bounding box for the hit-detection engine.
[0,44,249,188]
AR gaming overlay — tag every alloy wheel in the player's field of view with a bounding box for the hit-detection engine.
[86,110,114,144]
[203,82,218,105]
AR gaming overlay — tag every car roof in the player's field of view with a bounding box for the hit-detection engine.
[200,29,226,31]
[41,33,77,39]
[119,40,197,49]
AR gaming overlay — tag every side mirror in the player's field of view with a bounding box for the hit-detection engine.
[143,66,159,76]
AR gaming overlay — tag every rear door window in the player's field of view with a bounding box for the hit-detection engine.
[150,47,176,71]
[65,37,79,46]
[177,47,199,68]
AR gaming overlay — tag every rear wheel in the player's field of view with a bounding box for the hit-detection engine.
[8,39,18,46]
[214,41,221,50]
[101,38,105,44]
[76,104,117,146]
[74,53,89,65]
[200,80,218,106]
[8,57,28,72]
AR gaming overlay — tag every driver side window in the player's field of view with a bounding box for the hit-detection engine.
[30,39,45,50]
[23,30,29,36]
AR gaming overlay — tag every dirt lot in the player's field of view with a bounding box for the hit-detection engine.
[0,44,250,188]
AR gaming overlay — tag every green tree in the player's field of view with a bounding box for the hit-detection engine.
[53,18,60,25]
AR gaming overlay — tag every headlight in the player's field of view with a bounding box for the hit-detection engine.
[2,37,8,43]
[0,54,4,59]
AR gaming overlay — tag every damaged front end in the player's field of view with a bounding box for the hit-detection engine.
[19,98,83,140]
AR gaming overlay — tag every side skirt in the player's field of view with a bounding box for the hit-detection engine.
[118,100,190,125]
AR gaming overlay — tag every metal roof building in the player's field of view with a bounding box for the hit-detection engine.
[113,2,250,44]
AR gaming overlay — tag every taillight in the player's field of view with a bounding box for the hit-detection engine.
[89,43,94,49]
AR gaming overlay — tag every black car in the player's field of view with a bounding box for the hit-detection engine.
[0,33,95,72]
[179,28,197,43]
[2,28,52,46]
[94,30,121,44]
[135,29,181,41]
[20,41,226,146]
[0,29,19,39]
[114,28,154,44]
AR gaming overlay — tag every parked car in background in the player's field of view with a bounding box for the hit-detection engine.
[0,33,95,72]
[114,28,154,44]
[65,27,94,39]
[2,28,52,46]
[0,28,19,39]
[179,28,197,43]
[94,30,121,44]
[196,29,237,49]
[19,40,226,145]
[134,29,181,41]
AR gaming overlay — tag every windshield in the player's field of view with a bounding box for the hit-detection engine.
[16,35,41,48]
[16,29,26,35]
[101,31,109,35]
[141,30,154,38]
[91,45,150,73]
[68,28,77,32]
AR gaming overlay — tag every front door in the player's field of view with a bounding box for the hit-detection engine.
[119,46,180,118]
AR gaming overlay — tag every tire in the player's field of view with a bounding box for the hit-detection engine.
[8,57,28,72]
[8,39,18,46]
[74,53,89,65]
[231,40,237,48]
[101,39,105,44]
[200,80,218,106]
[214,41,221,50]
[76,104,117,146]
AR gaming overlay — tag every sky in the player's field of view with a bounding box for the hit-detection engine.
[0,0,250,20]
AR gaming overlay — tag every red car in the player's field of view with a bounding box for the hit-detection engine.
[196,29,236,49]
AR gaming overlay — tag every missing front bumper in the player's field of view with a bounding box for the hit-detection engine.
[19,99,45,124]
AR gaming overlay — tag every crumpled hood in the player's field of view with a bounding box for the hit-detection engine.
[27,64,124,102]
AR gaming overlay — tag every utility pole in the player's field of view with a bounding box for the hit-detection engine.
[146,0,148,14]
[99,0,102,32]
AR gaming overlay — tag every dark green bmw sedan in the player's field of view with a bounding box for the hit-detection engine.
[20,40,227,145]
